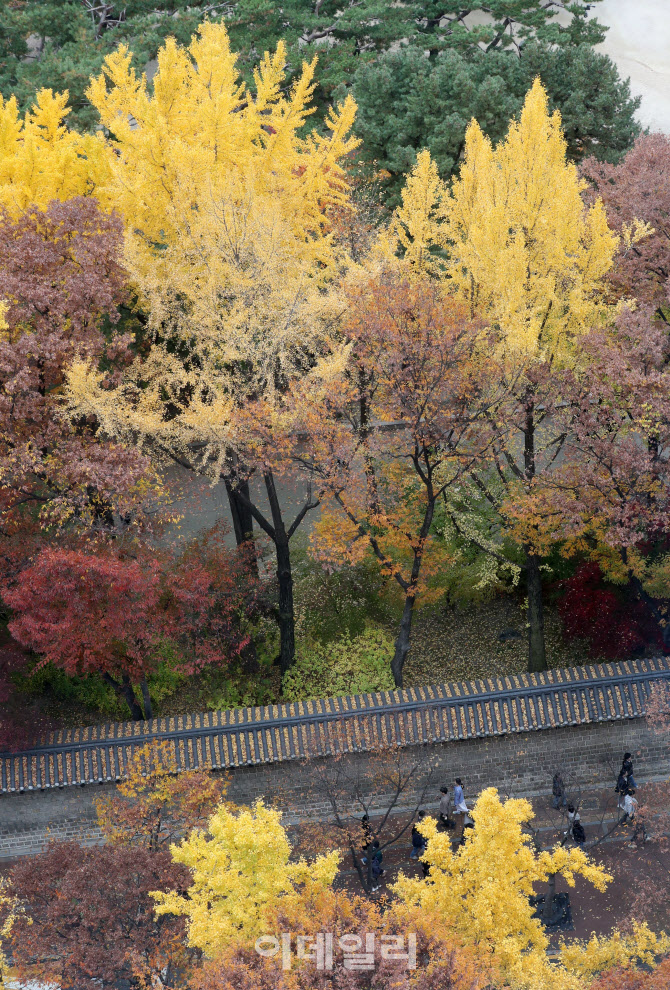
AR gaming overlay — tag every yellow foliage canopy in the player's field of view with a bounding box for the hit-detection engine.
[386,79,618,365]
[0,89,108,216]
[67,23,359,470]
[393,787,611,990]
[152,800,339,956]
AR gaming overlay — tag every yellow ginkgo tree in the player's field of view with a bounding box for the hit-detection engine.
[393,787,611,990]
[0,89,109,216]
[152,799,339,955]
[385,80,621,672]
[65,22,360,673]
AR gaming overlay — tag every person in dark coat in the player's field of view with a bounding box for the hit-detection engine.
[620,753,637,789]
[410,811,427,859]
[552,772,567,809]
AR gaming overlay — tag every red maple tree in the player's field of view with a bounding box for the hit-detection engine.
[0,197,155,538]
[3,529,257,720]
[582,134,670,312]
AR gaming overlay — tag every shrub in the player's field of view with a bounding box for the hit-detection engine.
[282,627,395,702]
[556,562,662,659]
[293,538,401,645]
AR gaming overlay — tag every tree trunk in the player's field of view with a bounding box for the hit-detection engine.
[526,552,547,673]
[103,672,144,721]
[274,533,295,675]
[224,476,258,579]
[542,871,557,923]
[523,402,547,673]
[225,477,255,547]
[140,677,153,721]
[264,470,296,674]
[389,484,435,689]
[392,595,416,689]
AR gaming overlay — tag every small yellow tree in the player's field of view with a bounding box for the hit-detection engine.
[384,80,620,672]
[380,148,448,278]
[0,89,109,216]
[0,881,16,990]
[94,740,229,851]
[393,787,610,990]
[152,799,339,955]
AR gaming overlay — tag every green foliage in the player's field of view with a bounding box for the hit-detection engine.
[15,661,123,717]
[14,646,186,720]
[200,655,277,712]
[293,537,401,644]
[352,42,641,204]
[282,627,395,702]
[1,0,613,137]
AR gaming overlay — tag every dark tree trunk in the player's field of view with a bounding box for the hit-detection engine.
[103,672,144,721]
[526,552,547,673]
[392,595,416,689]
[523,401,547,673]
[274,533,295,675]
[224,476,258,580]
[225,477,255,547]
[264,470,296,674]
[140,677,153,721]
[542,871,557,923]
[389,482,435,688]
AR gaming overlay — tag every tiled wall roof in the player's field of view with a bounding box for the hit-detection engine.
[2,659,668,793]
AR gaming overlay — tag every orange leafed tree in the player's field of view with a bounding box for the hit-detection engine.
[95,741,230,851]
[292,273,500,686]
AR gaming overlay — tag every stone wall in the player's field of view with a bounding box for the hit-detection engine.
[2,715,669,860]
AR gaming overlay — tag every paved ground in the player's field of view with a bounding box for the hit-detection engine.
[597,0,670,133]
[289,786,670,943]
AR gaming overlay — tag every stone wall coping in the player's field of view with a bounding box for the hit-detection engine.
[2,658,668,794]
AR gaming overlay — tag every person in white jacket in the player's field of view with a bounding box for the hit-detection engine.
[454,778,469,816]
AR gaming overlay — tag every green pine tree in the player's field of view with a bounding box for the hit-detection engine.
[352,41,641,204]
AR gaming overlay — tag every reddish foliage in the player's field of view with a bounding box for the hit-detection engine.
[556,562,662,660]
[0,197,127,339]
[591,957,670,989]
[2,528,257,719]
[282,274,496,685]
[3,841,191,990]
[0,197,153,538]
[192,888,493,990]
[4,546,163,673]
[582,134,670,309]
[555,307,670,553]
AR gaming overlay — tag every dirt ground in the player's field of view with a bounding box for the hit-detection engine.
[403,596,598,688]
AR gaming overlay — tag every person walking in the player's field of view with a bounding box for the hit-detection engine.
[371,853,384,891]
[552,772,567,809]
[572,818,586,844]
[623,788,638,821]
[410,811,427,860]
[621,753,637,790]
[453,778,469,842]
[439,786,454,829]
[566,804,582,841]
[453,778,468,815]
